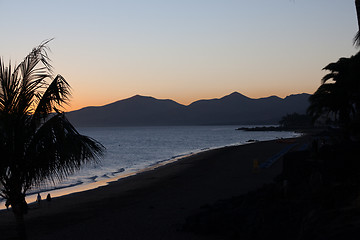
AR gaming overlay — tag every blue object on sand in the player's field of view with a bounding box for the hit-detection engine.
[259,144,297,169]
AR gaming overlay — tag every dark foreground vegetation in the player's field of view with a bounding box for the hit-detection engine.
[0,41,104,240]
[184,131,360,239]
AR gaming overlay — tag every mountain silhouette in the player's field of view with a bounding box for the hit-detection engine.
[66,92,310,126]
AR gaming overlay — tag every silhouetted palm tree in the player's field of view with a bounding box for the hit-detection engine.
[0,41,105,239]
[355,0,360,46]
[308,51,360,132]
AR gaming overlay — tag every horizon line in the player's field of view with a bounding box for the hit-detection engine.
[66,91,311,112]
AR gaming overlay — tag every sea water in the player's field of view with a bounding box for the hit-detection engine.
[0,125,299,208]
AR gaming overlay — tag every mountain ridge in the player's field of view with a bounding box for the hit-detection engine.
[66,92,311,126]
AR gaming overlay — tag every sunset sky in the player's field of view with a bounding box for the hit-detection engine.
[0,0,358,111]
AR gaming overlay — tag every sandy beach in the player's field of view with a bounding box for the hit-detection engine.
[0,138,305,240]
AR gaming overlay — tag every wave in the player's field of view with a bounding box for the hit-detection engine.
[1,126,299,207]
[111,168,125,176]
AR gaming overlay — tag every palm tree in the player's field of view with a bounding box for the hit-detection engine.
[0,41,105,239]
[307,51,360,132]
[354,0,360,46]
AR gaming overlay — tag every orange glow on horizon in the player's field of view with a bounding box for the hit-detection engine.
[64,87,316,112]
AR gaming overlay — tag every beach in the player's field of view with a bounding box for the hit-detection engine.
[0,138,304,240]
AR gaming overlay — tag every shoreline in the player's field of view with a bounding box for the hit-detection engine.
[0,137,307,240]
[0,136,288,211]
[0,147,211,210]
[1,141,255,210]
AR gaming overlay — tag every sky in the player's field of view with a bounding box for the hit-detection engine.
[0,0,358,111]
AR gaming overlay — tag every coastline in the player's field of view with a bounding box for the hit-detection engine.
[0,131,299,211]
[0,137,306,240]
[0,142,245,210]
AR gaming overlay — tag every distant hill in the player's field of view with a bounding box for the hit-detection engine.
[66,92,311,126]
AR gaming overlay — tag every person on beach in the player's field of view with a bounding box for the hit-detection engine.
[46,193,52,208]
[5,199,10,210]
[36,193,41,206]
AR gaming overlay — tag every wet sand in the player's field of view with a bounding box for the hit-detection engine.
[0,138,305,240]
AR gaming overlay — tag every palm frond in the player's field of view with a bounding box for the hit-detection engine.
[322,58,349,72]
[24,113,104,187]
[308,84,340,121]
[14,39,53,77]
[0,60,20,113]
[32,75,71,122]
[11,39,54,114]
[321,73,337,84]
[354,31,360,47]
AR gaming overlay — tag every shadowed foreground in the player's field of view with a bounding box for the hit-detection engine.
[0,139,302,240]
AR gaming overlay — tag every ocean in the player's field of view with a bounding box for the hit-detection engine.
[1,125,299,208]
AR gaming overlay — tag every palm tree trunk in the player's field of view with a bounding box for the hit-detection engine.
[12,203,27,240]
